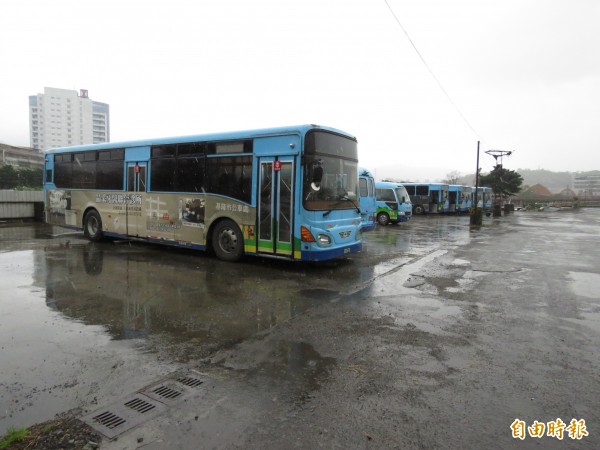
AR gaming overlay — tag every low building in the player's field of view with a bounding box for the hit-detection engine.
[0,143,44,170]
[573,172,600,197]
[520,183,552,197]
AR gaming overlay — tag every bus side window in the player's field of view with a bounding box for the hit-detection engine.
[359,178,368,197]
[416,186,428,196]
[377,189,395,202]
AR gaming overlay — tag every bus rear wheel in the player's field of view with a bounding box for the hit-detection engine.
[413,205,425,215]
[377,212,390,226]
[212,219,244,262]
[84,210,104,242]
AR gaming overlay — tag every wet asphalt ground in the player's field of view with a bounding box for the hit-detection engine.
[1,209,599,449]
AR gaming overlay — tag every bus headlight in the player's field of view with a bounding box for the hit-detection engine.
[317,234,331,246]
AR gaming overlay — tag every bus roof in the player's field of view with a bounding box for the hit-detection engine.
[44,124,356,154]
[401,182,449,188]
[375,181,404,188]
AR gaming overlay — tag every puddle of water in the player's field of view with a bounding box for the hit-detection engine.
[568,271,600,299]
[451,258,470,267]
[299,288,339,300]
[0,250,177,434]
[220,340,336,404]
[370,249,447,297]
[445,277,476,293]
[0,241,326,434]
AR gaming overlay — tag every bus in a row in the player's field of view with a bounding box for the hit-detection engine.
[472,186,493,211]
[373,181,413,225]
[448,184,472,213]
[358,167,377,231]
[43,125,363,262]
[402,182,449,214]
[398,183,494,215]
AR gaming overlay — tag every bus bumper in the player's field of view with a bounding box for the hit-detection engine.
[300,242,362,262]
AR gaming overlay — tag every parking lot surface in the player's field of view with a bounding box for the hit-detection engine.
[1,209,599,449]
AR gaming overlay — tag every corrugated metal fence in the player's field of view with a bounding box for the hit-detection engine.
[0,190,44,220]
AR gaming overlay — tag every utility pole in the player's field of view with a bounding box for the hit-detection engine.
[470,141,482,226]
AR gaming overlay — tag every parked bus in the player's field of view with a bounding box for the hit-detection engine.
[448,185,472,213]
[358,167,377,232]
[43,125,363,262]
[374,181,413,225]
[471,186,493,212]
[402,183,449,214]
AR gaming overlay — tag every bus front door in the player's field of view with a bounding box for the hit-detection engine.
[258,157,294,258]
[126,162,147,237]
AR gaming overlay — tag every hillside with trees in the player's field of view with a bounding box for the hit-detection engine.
[453,169,595,193]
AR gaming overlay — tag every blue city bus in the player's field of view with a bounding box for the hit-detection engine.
[472,186,493,212]
[402,182,449,214]
[374,181,413,225]
[358,167,377,232]
[448,185,472,213]
[43,124,362,262]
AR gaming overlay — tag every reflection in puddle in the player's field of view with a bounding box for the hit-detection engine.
[225,340,337,404]
[298,288,339,300]
[38,243,323,360]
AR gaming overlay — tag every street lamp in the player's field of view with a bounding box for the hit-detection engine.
[485,150,513,170]
[484,149,514,216]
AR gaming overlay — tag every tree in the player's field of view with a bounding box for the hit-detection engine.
[444,170,462,184]
[0,165,43,189]
[479,167,523,198]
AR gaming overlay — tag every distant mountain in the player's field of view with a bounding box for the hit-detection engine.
[457,169,599,193]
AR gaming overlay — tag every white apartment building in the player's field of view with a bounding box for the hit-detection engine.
[29,87,110,152]
[573,172,600,197]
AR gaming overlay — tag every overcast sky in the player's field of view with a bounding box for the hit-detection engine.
[2,0,599,181]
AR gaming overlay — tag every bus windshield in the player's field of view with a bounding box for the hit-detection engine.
[395,186,409,203]
[303,131,358,211]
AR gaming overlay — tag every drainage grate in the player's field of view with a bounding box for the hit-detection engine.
[93,411,126,429]
[176,375,204,388]
[82,373,208,438]
[142,373,206,406]
[153,385,183,400]
[124,397,158,414]
[81,395,167,440]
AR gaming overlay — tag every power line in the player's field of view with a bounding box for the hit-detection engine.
[383,0,486,143]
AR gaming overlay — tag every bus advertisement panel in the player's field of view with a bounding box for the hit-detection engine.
[472,186,493,212]
[358,168,377,232]
[43,125,362,262]
[374,181,413,225]
[402,183,449,214]
[448,185,472,213]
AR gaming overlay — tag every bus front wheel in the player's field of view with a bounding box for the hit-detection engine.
[377,212,390,226]
[414,205,425,215]
[84,210,104,242]
[212,219,244,262]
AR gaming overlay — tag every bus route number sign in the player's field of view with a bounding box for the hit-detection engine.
[274,160,282,171]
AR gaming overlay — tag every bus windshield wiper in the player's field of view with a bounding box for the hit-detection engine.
[338,194,361,213]
[323,195,360,217]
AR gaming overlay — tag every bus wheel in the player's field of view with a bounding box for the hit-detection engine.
[84,210,104,242]
[377,212,390,226]
[213,219,244,262]
[414,205,424,215]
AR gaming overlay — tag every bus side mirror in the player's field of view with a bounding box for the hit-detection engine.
[311,165,323,191]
